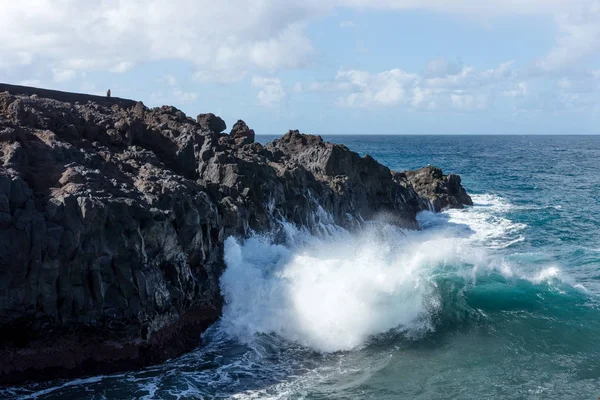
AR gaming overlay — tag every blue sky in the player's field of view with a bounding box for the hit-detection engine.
[2,1,600,134]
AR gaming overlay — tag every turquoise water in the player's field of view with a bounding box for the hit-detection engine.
[4,135,600,399]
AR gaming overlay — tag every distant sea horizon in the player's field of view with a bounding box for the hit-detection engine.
[257,133,600,136]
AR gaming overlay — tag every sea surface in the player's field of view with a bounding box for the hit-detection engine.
[4,135,600,399]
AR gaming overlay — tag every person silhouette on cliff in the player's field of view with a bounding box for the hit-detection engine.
[107,89,111,98]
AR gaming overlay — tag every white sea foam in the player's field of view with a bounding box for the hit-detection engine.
[443,194,527,249]
[14,375,109,399]
[2,194,580,400]
[217,193,556,353]
[220,225,442,352]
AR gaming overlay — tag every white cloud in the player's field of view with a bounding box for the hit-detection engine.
[323,62,515,111]
[0,0,592,82]
[450,91,488,110]
[325,58,600,113]
[249,24,315,71]
[251,76,286,106]
[0,0,331,80]
[504,82,530,98]
[335,69,417,107]
[2,0,598,120]
[503,70,600,112]
[553,72,600,110]
[340,0,576,16]
[535,1,600,72]
[110,61,134,73]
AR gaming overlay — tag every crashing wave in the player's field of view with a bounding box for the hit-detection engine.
[217,194,577,353]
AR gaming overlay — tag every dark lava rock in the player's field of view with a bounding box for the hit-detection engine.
[402,165,473,212]
[230,119,255,145]
[197,113,226,136]
[0,84,471,384]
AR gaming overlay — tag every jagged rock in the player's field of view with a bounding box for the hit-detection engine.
[266,130,426,226]
[0,84,471,384]
[196,113,226,136]
[402,165,473,212]
[230,119,255,145]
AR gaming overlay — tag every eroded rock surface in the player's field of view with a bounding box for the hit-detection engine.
[403,166,473,212]
[0,85,471,383]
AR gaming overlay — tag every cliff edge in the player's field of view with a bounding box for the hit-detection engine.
[0,85,471,383]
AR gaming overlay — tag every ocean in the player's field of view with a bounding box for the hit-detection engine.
[4,135,600,399]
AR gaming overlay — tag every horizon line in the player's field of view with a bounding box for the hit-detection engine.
[256,133,600,136]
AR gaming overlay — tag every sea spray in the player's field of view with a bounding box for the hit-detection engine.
[6,193,598,399]
[220,223,442,352]
[6,134,600,399]
[218,194,561,353]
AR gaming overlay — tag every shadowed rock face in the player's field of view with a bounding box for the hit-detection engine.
[0,86,471,384]
[230,119,255,145]
[196,113,226,137]
[402,166,474,212]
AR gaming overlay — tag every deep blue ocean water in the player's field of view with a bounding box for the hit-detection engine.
[4,135,600,399]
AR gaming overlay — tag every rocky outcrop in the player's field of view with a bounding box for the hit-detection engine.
[196,113,226,137]
[0,85,471,384]
[402,166,473,212]
[229,119,255,145]
[266,130,427,227]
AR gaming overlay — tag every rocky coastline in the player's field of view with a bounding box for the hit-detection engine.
[0,83,472,384]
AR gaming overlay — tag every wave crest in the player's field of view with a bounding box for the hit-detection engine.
[219,194,577,353]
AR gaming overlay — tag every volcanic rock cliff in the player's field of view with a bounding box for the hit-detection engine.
[0,84,472,384]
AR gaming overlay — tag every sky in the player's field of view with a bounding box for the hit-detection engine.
[2,0,600,135]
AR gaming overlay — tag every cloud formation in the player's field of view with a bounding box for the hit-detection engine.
[535,1,600,72]
[311,61,515,111]
[2,0,599,119]
[0,0,595,79]
[251,76,286,106]
[0,0,330,79]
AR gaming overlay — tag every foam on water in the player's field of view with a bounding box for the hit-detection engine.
[220,225,441,352]
[5,193,591,400]
[443,194,527,249]
[217,193,568,354]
